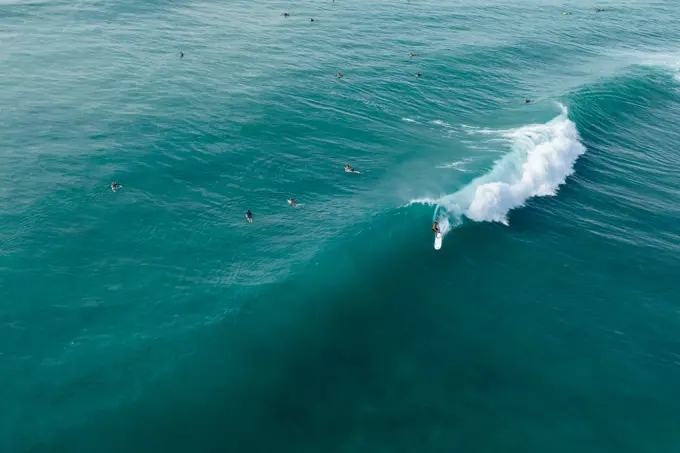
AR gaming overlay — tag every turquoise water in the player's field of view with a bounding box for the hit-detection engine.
[2,0,680,451]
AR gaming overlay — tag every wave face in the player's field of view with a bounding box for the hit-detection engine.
[4,0,680,452]
[437,105,585,225]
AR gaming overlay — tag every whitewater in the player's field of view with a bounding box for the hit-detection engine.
[410,104,586,247]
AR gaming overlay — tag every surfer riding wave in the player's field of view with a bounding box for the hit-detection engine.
[407,103,586,248]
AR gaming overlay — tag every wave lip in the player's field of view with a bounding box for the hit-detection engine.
[441,104,586,225]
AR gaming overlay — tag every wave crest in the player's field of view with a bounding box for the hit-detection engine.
[423,104,586,227]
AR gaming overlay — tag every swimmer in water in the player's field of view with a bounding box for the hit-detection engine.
[415,72,423,77]
[179,51,184,58]
[525,99,533,104]
[310,18,315,22]
[245,209,253,223]
[288,199,297,206]
[337,72,344,78]
[282,12,290,17]
[345,164,360,174]
[409,53,420,58]
[111,181,121,192]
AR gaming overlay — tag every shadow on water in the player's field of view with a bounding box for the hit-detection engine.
[29,206,680,453]
[26,213,520,453]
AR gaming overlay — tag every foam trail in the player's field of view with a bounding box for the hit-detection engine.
[432,120,452,128]
[442,104,585,225]
[436,158,473,171]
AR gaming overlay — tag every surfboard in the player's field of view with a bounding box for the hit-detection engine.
[345,169,360,174]
[434,232,442,250]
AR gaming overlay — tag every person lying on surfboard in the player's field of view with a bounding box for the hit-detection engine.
[288,199,297,206]
[111,181,122,192]
[345,164,360,174]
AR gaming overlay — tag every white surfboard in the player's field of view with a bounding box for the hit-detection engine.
[434,232,442,250]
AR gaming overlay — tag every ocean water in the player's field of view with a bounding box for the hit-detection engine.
[2,0,680,451]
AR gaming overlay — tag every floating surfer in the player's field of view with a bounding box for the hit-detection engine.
[525,99,534,104]
[282,12,290,17]
[245,209,253,223]
[415,72,423,78]
[336,72,344,78]
[345,164,360,174]
[111,181,122,192]
[179,51,184,58]
[310,18,315,22]
[288,198,297,207]
[409,53,420,58]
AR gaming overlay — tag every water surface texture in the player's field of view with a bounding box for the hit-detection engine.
[2,0,680,452]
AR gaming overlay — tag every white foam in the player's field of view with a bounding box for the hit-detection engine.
[436,158,472,171]
[412,104,586,229]
[444,104,585,224]
[432,120,452,128]
[402,117,417,123]
[462,125,509,135]
[405,197,438,207]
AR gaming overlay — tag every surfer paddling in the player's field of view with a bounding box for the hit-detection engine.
[111,181,121,192]
[245,209,253,223]
[345,164,360,174]
[288,198,297,206]
[409,53,420,58]
[336,72,344,78]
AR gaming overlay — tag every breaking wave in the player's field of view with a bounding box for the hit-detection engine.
[416,104,586,228]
